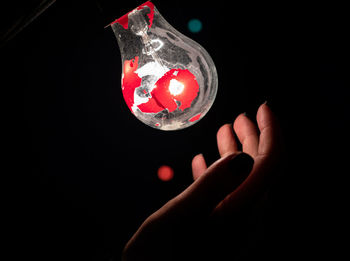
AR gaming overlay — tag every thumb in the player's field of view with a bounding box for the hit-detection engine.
[157,152,254,221]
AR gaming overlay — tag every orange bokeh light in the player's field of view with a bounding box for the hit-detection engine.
[157,165,174,181]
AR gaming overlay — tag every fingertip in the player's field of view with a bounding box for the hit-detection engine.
[233,113,247,131]
[192,153,207,180]
[257,101,282,156]
[257,101,277,130]
[216,123,231,147]
[233,112,259,157]
[217,123,239,157]
[192,153,203,164]
[258,101,270,114]
[216,123,232,139]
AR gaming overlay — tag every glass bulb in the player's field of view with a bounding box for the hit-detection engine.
[110,1,218,130]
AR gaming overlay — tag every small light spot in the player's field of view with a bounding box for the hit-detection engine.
[157,165,174,181]
[188,18,202,33]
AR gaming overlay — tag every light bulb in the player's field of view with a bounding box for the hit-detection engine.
[110,1,218,130]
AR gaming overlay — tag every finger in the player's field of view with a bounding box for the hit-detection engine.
[217,123,239,157]
[157,153,254,220]
[233,113,259,157]
[257,102,281,157]
[213,103,281,217]
[191,154,207,180]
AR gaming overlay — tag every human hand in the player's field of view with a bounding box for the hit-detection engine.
[122,102,282,261]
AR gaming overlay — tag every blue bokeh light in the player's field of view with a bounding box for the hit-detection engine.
[188,19,202,33]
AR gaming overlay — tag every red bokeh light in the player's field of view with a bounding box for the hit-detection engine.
[157,165,174,181]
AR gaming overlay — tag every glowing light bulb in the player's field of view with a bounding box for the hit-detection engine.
[110,1,218,130]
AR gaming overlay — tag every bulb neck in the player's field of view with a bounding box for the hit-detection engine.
[110,2,157,59]
[111,2,167,71]
[109,1,155,30]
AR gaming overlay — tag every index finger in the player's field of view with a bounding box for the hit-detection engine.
[156,153,253,220]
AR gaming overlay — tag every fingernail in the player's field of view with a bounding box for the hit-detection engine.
[263,100,268,105]
[228,153,254,180]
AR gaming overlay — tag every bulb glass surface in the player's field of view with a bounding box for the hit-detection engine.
[110,1,218,130]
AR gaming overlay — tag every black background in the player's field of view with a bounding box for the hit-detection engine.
[2,0,347,260]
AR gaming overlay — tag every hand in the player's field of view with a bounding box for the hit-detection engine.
[122,102,282,261]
